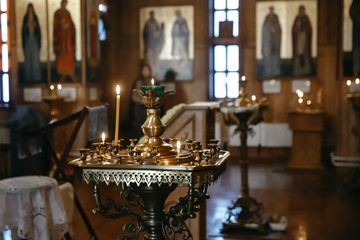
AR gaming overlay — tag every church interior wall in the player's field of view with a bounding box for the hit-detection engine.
[0,0,358,162]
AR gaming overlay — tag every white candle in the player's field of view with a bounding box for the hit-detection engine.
[102,132,106,144]
[347,80,352,93]
[176,140,181,158]
[151,78,155,86]
[297,90,304,98]
[114,85,120,145]
[50,85,55,96]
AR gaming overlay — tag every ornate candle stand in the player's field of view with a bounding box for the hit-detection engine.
[70,85,229,240]
[220,83,267,232]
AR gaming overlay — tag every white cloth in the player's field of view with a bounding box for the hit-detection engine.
[0,176,69,240]
[58,182,74,236]
[88,105,108,141]
[220,105,259,114]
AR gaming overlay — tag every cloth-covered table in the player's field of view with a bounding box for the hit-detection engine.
[0,176,69,240]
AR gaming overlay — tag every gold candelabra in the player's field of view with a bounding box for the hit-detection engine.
[74,84,223,167]
[70,83,229,240]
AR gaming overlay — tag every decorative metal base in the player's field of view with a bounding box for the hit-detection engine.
[90,181,212,239]
[133,184,177,240]
[222,196,266,234]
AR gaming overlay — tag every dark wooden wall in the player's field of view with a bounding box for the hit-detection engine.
[99,0,210,141]
[5,0,359,157]
[99,0,357,157]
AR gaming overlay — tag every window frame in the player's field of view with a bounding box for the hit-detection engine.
[209,0,243,100]
[0,0,10,107]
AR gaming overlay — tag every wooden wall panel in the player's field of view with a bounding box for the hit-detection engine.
[5,0,359,158]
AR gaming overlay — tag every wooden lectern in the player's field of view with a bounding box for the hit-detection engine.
[288,111,324,169]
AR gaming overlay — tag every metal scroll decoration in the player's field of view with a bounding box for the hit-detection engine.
[163,183,210,240]
[92,183,144,239]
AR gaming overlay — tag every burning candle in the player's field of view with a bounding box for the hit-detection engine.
[102,132,106,144]
[49,84,55,96]
[251,95,257,102]
[176,140,181,158]
[347,80,352,93]
[141,78,165,97]
[297,90,304,98]
[114,85,120,145]
[241,76,246,82]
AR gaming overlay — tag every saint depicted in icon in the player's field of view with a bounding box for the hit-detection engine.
[143,10,164,79]
[292,5,312,76]
[350,0,360,77]
[53,0,77,83]
[22,3,42,82]
[262,6,282,77]
[171,10,190,77]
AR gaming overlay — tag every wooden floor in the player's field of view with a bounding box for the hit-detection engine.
[71,148,360,240]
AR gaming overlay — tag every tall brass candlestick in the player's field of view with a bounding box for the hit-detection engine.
[115,85,120,145]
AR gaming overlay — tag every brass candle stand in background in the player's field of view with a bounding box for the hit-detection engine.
[220,80,268,233]
[70,84,229,240]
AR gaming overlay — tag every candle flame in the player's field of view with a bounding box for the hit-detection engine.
[57,84,62,90]
[177,140,181,150]
[356,78,360,85]
[102,132,105,143]
[241,76,246,81]
[297,90,303,98]
[50,85,55,90]
[347,80,352,86]
[116,85,120,95]
[251,95,256,101]
[151,78,155,86]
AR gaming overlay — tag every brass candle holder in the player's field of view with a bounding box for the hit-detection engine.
[72,85,226,167]
[69,84,230,240]
[220,82,268,233]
